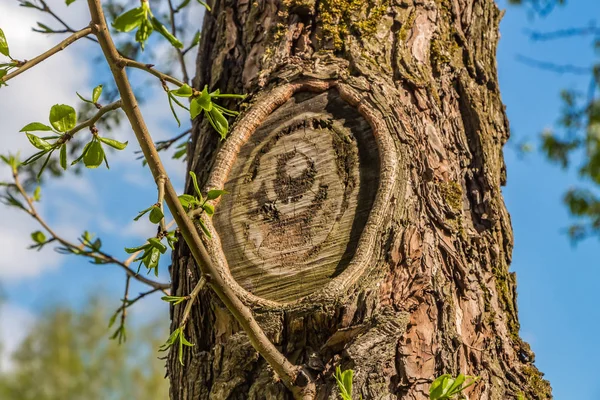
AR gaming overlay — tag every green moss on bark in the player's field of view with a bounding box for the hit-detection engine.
[318,0,389,50]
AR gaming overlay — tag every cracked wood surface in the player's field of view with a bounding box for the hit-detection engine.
[214,90,379,302]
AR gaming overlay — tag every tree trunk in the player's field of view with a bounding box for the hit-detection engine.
[168,0,552,399]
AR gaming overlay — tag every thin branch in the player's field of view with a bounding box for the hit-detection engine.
[516,55,591,75]
[135,129,191,159]
[167,0,190,84]
[36,0,99,43]
[119,59,185,87]
[1,26,93,84]
[87,1,314,397]
[526,25,600,41]
[157,175,167,232]
[12,172,170,290]
[59,100,122,143]
[179,276,206,329]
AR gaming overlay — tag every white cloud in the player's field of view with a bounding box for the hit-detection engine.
[0,0,190,282]
[0,1,91,280]
[0,302,36,372]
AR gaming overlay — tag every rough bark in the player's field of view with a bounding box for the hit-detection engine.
[168,0,552,399]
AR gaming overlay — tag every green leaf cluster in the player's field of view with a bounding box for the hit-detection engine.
[161,295,187,305]
[334,366,361,400]
[0,28,16,87]
[21,103,127,177]
[112,2,183,50]
[179,171,227,237]
[77,84,103,105]
[159,327,193,365]
[429,374,479,400]
[125,237,169,277]
[53,231,106,264]
[540,86,600,240]
[134,204,165,224]
[169,84,245,139]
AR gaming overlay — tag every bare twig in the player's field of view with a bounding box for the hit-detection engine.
[516,55,591,75]
[167,0,190,84]
[526,25,600,41]
[12,172,170,291]
[119,59,185,87]
[157,175,167,232]
[135,129,191,159]
[87,1,314,397]
[27,0,99,43]
[1,26,93,84]
[179,276,206,329]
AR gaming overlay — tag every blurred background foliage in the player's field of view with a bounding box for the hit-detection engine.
[0,296,169,400]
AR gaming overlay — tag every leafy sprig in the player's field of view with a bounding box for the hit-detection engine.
[168,84,246,139]
[112,1,183,50]
[429,374,480,400]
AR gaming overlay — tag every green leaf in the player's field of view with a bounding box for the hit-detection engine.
[171,84,193,97]
[92,84,103,103]
[206,189,227,200]
[189,171,203,200]
[65,0,78,5]
[71,141,91,166]
[124,243,150,254]
[166,231,178,250]
[176,0,192,11]
[145,247,161,274]
[0,69,7,87]
[135,17,153,50]
[49,104,77,132]
[198,218,211,238]
[210,92,246,99]
[33,186,41,202]
[429,374,452,400]
[180,332,193,346]
[190,97,203,120]
[207,106,229,139]
[148,237,167,254]
[161,295,187,305]
[76,92,93,104]
[112,7,145,32]
[36,22,53,33]
[37,151,53,180]
[0,28,10,58]
[26,133,52,150]
[159,328,180,352]
[150,17,183,49]
[178,194,197,209]
[196,0,212,11]
[108,311,118,328]
[98,136,128,150]
[202,203,214,216]
[149,206,164,224]
[190,30,201,47]
[59,144,67,170]
[173,144,187,160]
[134,206,153,221]
[31,231,46,244]
[20,122,53,132]
[167,93,182,127]
[22,150,48,166]
[83,140,105,169]
[197,86,212,110]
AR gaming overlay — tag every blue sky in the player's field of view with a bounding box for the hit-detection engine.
[0,0,598,397]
